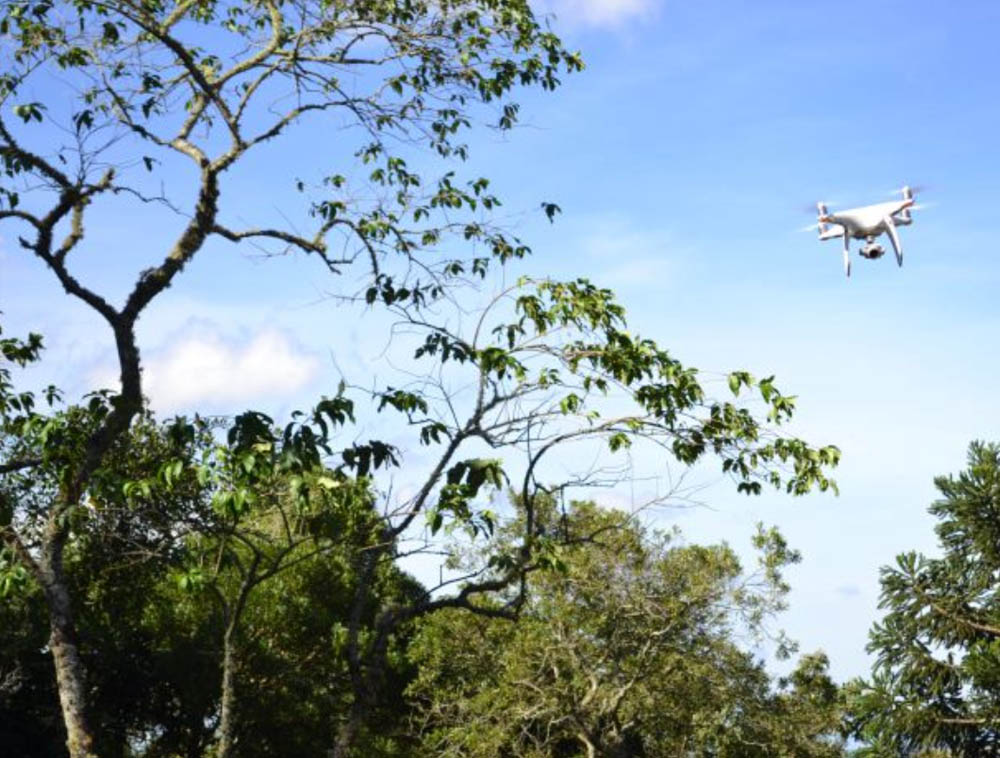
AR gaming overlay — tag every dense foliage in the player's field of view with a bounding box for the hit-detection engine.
[851,443,1000,757]
[409,503,846,758]
[1,411,422,757]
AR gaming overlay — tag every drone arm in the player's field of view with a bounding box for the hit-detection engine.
[883,216,903,267]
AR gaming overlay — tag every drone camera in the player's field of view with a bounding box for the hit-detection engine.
[860,243,885,260]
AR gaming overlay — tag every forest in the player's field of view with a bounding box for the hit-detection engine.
[2,1,999,757]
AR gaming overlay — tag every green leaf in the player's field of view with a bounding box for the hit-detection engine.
[541,202,561,222]
[728,373,741,395]
[12,102,45,123]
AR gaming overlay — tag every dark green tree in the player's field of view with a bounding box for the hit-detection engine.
[850,442,1000,757]
[1,407,422,758]
[408,503,847,758]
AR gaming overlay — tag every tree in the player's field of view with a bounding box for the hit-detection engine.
[850,442,1000,757]
[0,0,581,751]
[408,502,847,758]
[1,409,422,758]
[0,2,840,755]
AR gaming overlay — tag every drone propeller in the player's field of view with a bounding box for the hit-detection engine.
[889,184,927,197]
[803,202,836,214]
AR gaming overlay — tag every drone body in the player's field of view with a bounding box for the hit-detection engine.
[815,186,918,277]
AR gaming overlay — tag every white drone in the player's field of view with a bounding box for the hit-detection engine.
[813,185,922,277]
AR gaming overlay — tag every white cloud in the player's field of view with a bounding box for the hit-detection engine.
[536,0,658,28]
[92,326,321,413]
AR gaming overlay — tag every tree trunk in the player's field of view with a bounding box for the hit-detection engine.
[2,491,96,757]
[34,500,98,758]
[332,545,382,758]
[45,570,96,758]
[218,629,238,758]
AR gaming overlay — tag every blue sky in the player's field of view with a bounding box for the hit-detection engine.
[4,0,1000,682]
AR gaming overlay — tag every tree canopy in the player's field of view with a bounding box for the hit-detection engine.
[851,442,1000,757]
[409,503,847,758]
[1,2,841,757]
